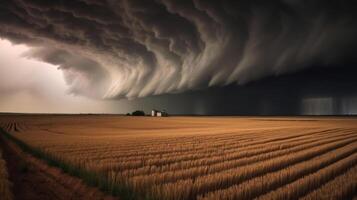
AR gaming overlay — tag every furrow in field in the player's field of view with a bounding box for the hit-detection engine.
[47,127,328,158]
[51,128,343,166]
[256,154,357,200]
[74,129,345,170]
[300,165,357,200]
[109,131,356,176]
[41,134,286,165]
[138,137,357,199]
[90,128,342,160]
[119,135,354,178]
[198,142,357,200]
[40,128,270,152]
[52,132,272,158]
[36,133,259,158]
[53,129,350,174]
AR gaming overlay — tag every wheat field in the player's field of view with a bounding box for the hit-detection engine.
[0,115,356,200]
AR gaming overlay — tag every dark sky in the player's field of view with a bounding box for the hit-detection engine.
[0,0,356,115]
[125,63,357,115]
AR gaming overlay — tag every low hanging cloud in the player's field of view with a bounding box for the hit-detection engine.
[0,0,356,99]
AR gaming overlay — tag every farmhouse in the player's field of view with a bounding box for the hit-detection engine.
[151,109,168,117]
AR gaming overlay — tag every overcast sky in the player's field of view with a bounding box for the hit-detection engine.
[0,0,356,115]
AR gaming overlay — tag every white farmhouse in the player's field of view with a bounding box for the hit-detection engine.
[151,109,158,116]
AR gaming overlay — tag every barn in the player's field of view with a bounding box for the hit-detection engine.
[151,109,168,117]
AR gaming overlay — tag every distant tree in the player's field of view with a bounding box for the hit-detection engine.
[131,110,145,116]
[126,113,131,116]
[162,109,169,117]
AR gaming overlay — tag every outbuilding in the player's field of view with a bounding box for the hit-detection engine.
[151,109,158,116]
[151,109,168,117]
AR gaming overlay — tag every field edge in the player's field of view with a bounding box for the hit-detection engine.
[0,128,140,200]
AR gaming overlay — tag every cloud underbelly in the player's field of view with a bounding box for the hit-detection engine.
[0,0,356,99]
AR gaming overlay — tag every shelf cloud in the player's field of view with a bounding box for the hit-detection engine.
[1,0,356,99]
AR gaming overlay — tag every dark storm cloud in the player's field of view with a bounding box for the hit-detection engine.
[22,47,111,98]
[126,64,357,115]
[0,0,356,99]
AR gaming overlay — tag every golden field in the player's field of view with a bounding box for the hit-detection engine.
[0,115,357,200]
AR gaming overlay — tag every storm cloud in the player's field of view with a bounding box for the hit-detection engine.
[0,0,356,99]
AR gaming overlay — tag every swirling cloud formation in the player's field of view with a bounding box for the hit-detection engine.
[1,0,356,99]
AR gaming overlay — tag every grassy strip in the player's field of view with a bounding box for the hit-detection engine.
[0,128,140,200]
[0,148,13,200]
